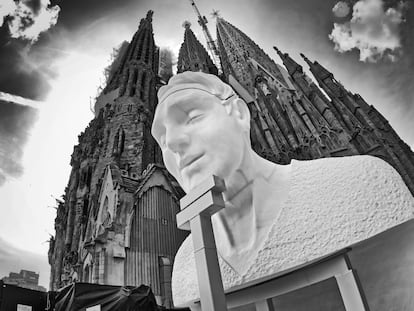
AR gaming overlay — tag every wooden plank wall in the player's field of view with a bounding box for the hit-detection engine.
[125,186,188,295]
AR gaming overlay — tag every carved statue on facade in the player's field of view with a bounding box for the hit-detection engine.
[62,250,79,286]
[151,71,414,305]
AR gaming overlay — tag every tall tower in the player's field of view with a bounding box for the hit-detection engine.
[48,11,188,307]
[215,17,352,163]
[177,21,218,75]
[104,10,159,99]
[216,17,288,93]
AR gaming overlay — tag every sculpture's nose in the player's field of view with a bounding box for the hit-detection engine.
[165,127,190,154]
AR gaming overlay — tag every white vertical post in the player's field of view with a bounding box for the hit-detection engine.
[336,270,368,311]
[176,176,228,311]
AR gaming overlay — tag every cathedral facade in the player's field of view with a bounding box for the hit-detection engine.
[49,8,414,307]
[214,17,414,193]
[48,11,188,307]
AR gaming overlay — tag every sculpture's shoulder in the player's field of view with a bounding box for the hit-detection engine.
[292,154,395,178]
[172,156,414,306]
[171,235,198,306]
[243,155,414,283]
[290,155,412,202]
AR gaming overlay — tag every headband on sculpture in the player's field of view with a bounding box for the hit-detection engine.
[158,71,236,105]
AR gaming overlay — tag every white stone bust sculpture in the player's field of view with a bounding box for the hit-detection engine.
[151,71,414,306]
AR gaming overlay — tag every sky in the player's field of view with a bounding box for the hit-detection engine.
[0,0,412,289]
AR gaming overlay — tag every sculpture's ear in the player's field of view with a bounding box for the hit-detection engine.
[229,98,251,132]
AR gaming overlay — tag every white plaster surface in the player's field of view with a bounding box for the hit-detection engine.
[171,155,414,306]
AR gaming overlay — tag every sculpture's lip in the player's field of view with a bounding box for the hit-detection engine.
[179,154,204,170]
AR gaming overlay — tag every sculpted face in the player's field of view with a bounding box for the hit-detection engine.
[152,90,249,193]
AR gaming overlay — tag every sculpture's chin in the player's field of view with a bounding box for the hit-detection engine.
[183,174,207,193]
[181,162,212,192]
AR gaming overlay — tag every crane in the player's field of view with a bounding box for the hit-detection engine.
[188,0,222,73]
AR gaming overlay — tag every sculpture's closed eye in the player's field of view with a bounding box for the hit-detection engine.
[187,111,204,125]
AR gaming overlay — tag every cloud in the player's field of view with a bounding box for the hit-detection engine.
[0,0,16,20]
[0,100,38,186]
[329,0,404,62]
[0,41,53,100]
[0,91,42,109]
[333,1,351,18]
[0,0,60,43]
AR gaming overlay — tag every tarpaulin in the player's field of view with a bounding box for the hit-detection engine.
[0,281,47,311]
[55,283,159,311]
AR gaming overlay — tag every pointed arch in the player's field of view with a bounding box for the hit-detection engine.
[112,127,126,155]
[118,127,125,154]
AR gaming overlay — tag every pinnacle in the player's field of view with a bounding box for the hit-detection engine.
[138,10,154,30]
[300,53,311,63]
[182,21,192,29]
[273,46,290,62]
[273,46,284,58]
[211,9,220,19]
[146,10,154,21]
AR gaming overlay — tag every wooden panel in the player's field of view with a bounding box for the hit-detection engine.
[125,186,188,296]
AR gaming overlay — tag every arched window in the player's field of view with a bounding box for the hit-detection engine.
[140,72,146,99]
[129,70,138,96]
[86,167,93,187]
[101,196,111,227]
[112,127,125,156]
[112,132,119,155]
[84,264,90,283]
[119,129,125,154]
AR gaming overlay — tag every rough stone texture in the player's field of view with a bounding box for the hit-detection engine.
[171,155,414,306]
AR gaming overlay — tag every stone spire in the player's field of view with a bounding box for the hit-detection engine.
[273,46,303,76]
[103,10,159,97]
[216,17,288,93]
[49,11,165,291]
[91,10,160,177]
[300,53,414,194]
[49,12,188,307]
[274,47,352,137]
[300,53,343,98]
[215,17,351,163]
[177,21,218,75]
